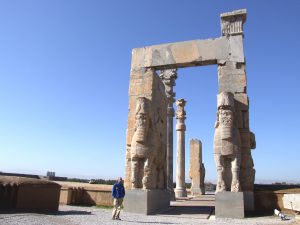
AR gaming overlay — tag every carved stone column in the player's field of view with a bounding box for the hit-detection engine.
[175,99,187,198]
[159,69,177,200]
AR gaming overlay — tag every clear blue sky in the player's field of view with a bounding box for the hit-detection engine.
[0,1,299,183]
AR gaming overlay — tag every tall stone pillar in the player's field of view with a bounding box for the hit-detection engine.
[175,99,187,198]
[124,68,170,215]
[159,69,177,200]
[214,10,255,217]
[189,139,205,196]
[219,9,256,193]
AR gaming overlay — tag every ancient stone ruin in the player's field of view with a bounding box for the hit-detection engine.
[124,9,256,216]
[214,92,241,192]
[175,99,187,198]
[0,176,61,212]
[130,97,166,189]
[189,139,205,196]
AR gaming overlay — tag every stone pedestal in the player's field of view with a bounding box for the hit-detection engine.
[243,191,255,211]
[175,188,187,198]
[215,192,244,219]
[124,189,170,215]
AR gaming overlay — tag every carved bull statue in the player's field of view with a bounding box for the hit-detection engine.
[130,97,165,189]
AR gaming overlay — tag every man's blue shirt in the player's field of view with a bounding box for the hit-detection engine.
[112,182,125,199]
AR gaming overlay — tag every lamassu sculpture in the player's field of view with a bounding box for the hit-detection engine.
[214,92,242,192]
[130,97,165,189]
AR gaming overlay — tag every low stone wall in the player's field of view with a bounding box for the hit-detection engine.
[56,182,113,206]
[254,184,300,213]
[0,176,61,212]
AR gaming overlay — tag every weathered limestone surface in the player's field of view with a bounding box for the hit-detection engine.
[218,9,255,193]
[215,192,245,219]
[214,92,242,192]
[220,9,246,36]
[218,61,247,94]
[189,139,205,196]
[159,69,177,199]
[175,99,187,198]
[125,69,167,190]
[0,176,61,211]
[124,189,170,215]
[131,37,240,70]
[125,8,256,215]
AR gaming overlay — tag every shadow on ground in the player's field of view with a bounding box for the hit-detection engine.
[0,209,93,216]
[162,205,214,215]
[55,210,92,216]
[121,220,176,224]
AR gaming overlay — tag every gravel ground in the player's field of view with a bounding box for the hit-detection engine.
[0,205,298,225]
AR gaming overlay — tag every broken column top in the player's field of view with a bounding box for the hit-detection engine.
[176,99,186,107]
[190,138,202,144]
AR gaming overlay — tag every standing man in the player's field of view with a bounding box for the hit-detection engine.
[112,177,125,220]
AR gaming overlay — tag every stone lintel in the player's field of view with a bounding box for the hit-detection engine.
[131,37,242,70]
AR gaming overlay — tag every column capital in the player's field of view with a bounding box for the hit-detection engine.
[159,68,178,85]
[220,9,246,36]
[176,99,186,120]
[160,69,177,109]
[176,99,186,131]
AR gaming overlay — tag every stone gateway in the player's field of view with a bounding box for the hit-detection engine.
[125,9,255,216]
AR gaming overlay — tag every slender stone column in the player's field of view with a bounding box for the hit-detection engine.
[159,69,177,200]
[175,99,187,198]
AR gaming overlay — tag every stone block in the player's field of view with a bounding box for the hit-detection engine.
[59,187,72,205]
[124,189,170,215]
[234,93,248,111]
[240,132,251,148]
[236,110,249,129]
[220,9,247,20]
[218,73,247,93]
[215,191,244,218]
[243,111,249,129]
[236,110,244,129]
[283,194,300,211]
[218,61,245,75]
[243,191,255,211]
[131,37,232,69]
[189,139,205,196]
[229,35,245,62]
[218,62,247,93]
[0,176,61,212]
[170,41,200,65]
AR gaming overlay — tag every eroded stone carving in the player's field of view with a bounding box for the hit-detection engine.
[159,69,177,198]
[214,92,241,192]
[250,132,256,149]
[189,139,206,196]
[130,97,166,189]
[220,9,246,36]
